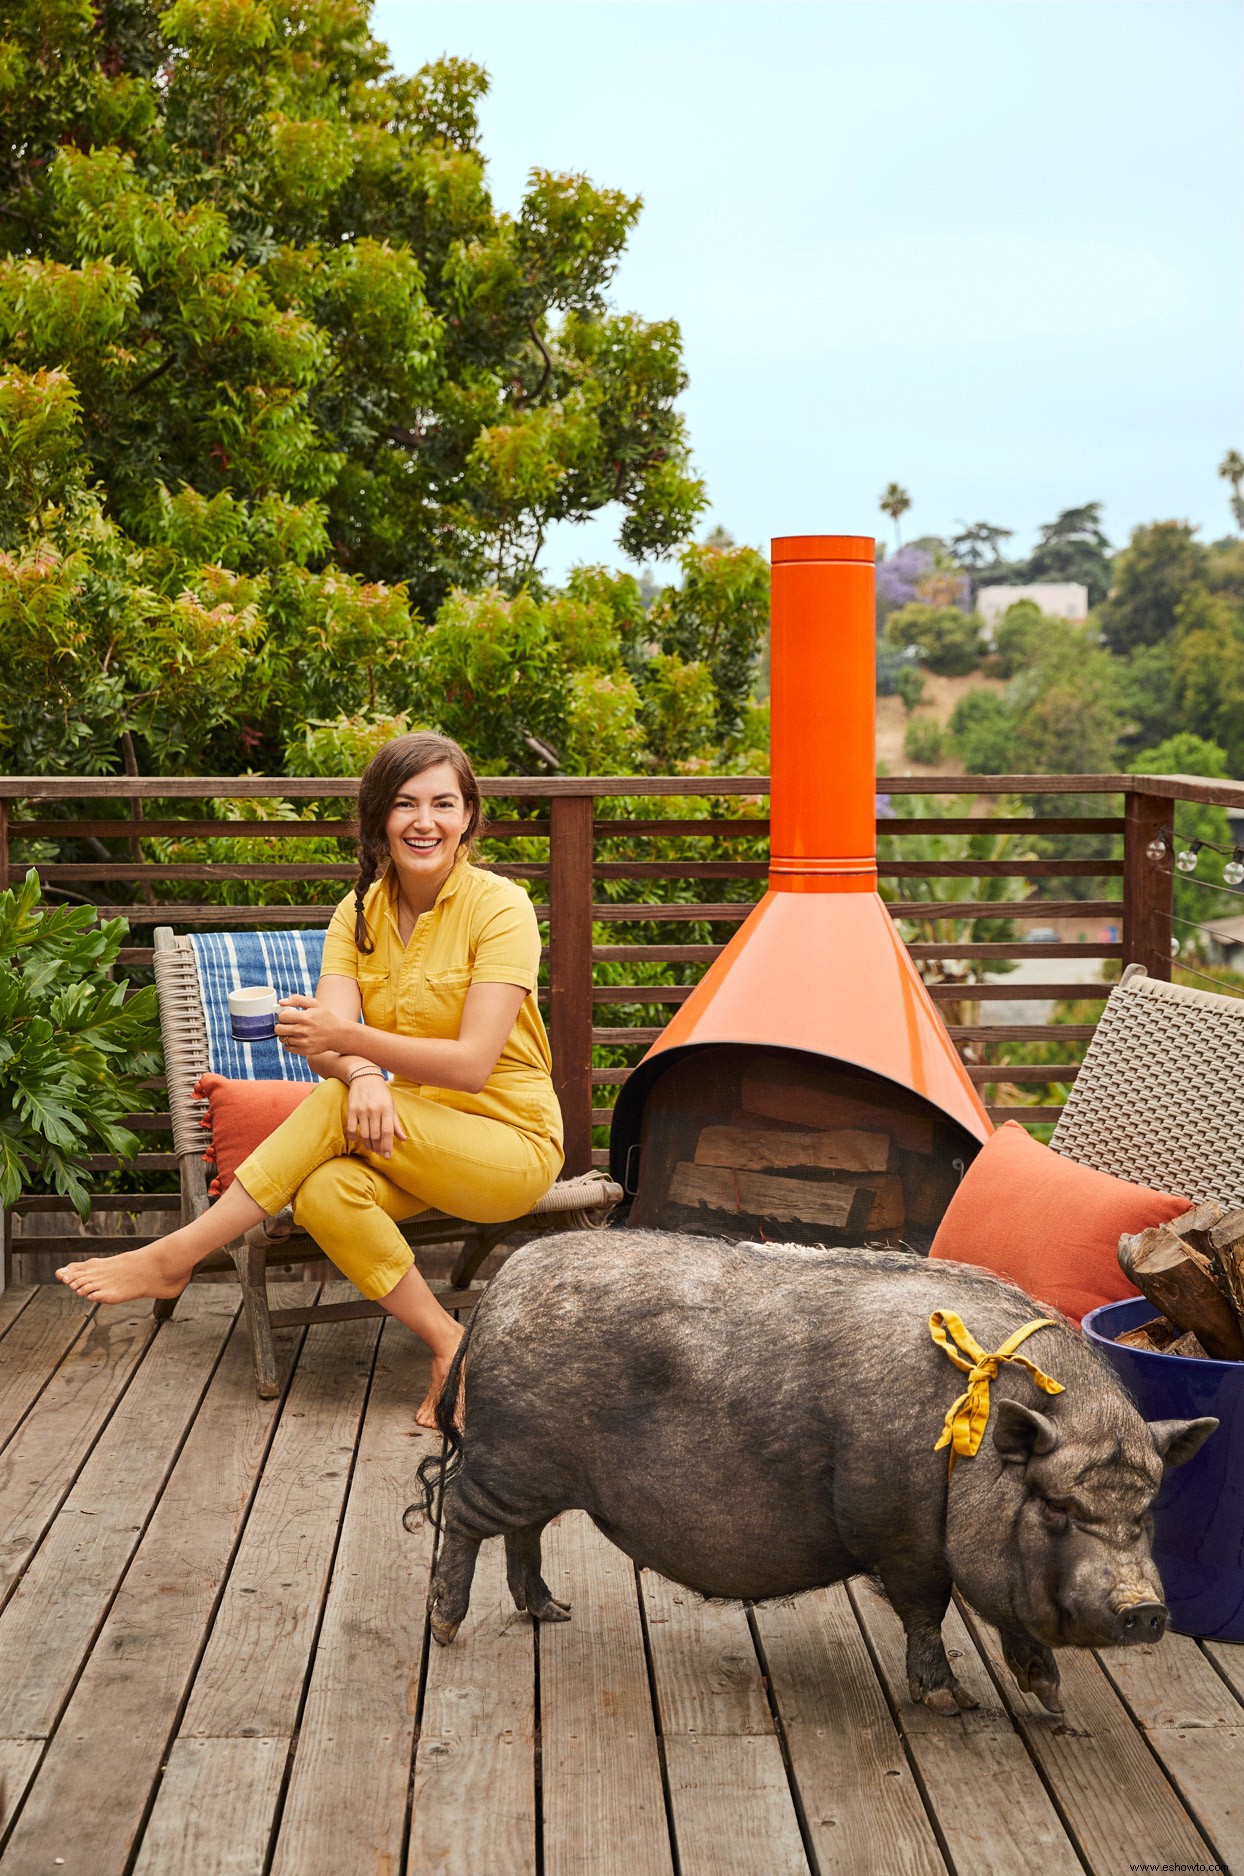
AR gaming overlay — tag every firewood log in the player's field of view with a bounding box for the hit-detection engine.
[694,1125,890,1174]
[1167,1331,1212,1360]
[1165,1200,1226,1258]
[1116,1316,1179,1353]
[1208,1207,1244,1330]
[668,1162,857,1228]
[1118,1226,1244,1361]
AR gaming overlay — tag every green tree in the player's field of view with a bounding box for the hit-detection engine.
[879,482,911,549]
[0,0,705,776]
[1023,503,1113,606]
[883,602,982,676]
[1129,733,1234,937]
[1006,618,1122,773]
[648,537,769,741]
[1219,450,1244,532]
[1167,585,1244,775]
[902,716,945,765]
[1098,521,1207,654]
[949,689,1016,773]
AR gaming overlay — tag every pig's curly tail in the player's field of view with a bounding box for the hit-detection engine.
[406,1313,476,1534]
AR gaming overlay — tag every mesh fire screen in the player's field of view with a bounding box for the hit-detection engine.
[626,1045,976,1252]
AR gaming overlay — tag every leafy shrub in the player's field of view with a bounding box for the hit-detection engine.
[949,690,1016,773]
[895,666,926,712]
[884,603,983,676]
[0,871,161,1216]
[990,600,1044,678]
[903,716,946,765]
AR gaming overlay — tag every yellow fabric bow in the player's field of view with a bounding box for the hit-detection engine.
[929,1311,1064,1473]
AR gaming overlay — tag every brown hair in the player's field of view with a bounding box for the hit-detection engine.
[352,733,482,952]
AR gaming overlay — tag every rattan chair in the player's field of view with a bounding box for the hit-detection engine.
[153,927,621,1396]
[1051,963,1244,1204]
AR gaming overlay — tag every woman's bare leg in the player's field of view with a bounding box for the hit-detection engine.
[55,1179,269,1305]
[377,1264,465,1429]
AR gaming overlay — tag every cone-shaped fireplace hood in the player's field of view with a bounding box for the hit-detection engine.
[611,534,991,1215]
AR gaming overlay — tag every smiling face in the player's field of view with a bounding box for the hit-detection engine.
[384,761,472,897]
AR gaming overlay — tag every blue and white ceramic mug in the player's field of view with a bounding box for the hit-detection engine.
[228,984,279,1043]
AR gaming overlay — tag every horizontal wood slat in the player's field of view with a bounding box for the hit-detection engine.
[947,1024,1097,1042]
[966,1064,1081,1083]
[987,1105,1067,1120]
[37,862,547,883]
[907,942,1121,960]
[12,818,549,840]
[925,982,1107,1001]
[593,944,725,963]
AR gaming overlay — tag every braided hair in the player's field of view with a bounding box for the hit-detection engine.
[352,732,483,954]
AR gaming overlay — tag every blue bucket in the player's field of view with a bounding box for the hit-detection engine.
[1082,1296,1244,1641]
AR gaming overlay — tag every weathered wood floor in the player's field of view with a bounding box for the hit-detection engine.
[0,1280,1241,1876]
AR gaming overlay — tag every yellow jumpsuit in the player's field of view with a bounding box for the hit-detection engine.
[233,857,564,1299]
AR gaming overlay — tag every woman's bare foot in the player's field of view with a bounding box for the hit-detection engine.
[415,1327,465,1431]
[55,1241,193,1305]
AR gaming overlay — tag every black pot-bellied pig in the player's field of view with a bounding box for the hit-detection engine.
[413,1233,1217,1716]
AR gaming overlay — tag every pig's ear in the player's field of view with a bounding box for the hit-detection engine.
[1148,1417,1219,1470]
[992,1400,1061,1463]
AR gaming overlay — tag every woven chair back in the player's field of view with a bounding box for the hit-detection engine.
[1051,964,1244,1207]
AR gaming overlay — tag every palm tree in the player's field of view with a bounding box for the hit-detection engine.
[880,483,911,550]
[1219,451,1244,531]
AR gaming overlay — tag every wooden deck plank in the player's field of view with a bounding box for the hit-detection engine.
[0,1293,302,1876]
[753,1584,948,1876]
[849,1580,1084,1876]
[540,1513,674,1876]
[961,1607,1219,1875]
[1096,1630,1244,1729]
[268,1324,436,1876]
[0,1288,36,1345]
[664,1737,809,1876]
[0,1288,241,1740]
[0,1740,43,1836]
[641,1571,773,1736]
[0,1301,157,1610]
[181,1298,380,1741]
[132,1738,286,1876]
[411,1534,537,1876]
[0,1288,93,1453]
[1094,1632,1244,1871]
[1201,1637,1244,1707]
[641,1572,807,1876]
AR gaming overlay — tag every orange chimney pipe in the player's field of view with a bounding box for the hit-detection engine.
[608,529,992,1200]
[769,535,878,893]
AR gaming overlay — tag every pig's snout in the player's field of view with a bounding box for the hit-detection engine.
[1111,1598,1167,1643]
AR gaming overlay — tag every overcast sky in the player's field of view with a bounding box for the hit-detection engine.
[373,0,1243,579]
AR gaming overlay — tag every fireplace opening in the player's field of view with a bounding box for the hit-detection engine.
[624,1044,977,1253]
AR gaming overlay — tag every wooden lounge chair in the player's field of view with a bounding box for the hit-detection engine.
[152,926,621,1396]
[1051,963,1244,1203]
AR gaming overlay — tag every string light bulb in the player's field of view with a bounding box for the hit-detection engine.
[1225,849,1244,888]
[1145,833,1169,862]
[1176,841,1203,874]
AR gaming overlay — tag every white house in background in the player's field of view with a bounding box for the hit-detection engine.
[977,582,1090,637]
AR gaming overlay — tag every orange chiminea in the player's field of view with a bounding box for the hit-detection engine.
[610,534,992,1250]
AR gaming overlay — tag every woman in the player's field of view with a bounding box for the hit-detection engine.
[56,733,564,1427]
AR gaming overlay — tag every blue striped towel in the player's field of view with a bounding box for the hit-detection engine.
[190,930,326,1082]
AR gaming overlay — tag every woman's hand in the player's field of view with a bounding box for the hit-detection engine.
[346,1074,407,1158]
[276,993,351,1057]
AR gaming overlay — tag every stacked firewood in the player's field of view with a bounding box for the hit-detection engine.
[1116,1203,1244,1360]
[664,1061,956,1241]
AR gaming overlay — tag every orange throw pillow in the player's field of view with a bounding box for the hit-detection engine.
[194,1074,317,1194]
[929,1121,1190,1324]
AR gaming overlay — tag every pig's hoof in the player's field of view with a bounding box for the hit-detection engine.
[430,1610,462,1647]
[520,1585,571,1623]
[913,1679,978,1716]
[1002,1633,1062,1712]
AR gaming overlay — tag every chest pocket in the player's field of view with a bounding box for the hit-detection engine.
[422,965,473,1040]
[356,964,395,1030]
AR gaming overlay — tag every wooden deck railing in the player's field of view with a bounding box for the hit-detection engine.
[3,768,1241,1282]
